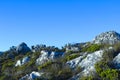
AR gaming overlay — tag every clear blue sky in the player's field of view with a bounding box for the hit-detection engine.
[0,0,120,51]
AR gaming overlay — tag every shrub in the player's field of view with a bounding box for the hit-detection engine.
[100,69,118,80]
[95,60,119,80]
[80,76,94,80]
[113,42,120,53]
[87,44,102,52]
[66,54,80,61]
[41,62,73,80]
[81,44,102,53]
[0,75,6,80]
[38,61,53,70]
[1,60,14,71]
[102,50,115,62]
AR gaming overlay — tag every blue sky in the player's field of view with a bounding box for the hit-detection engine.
[0,0,120,51]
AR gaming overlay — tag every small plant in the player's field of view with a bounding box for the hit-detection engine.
[38,61,53,70]
[81,44,102,52]
[95,60,119,80]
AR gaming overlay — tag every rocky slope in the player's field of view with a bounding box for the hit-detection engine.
[93,31,120,44]
[1,31,120,80]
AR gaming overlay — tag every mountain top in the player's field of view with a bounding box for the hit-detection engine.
[93,31,120,44]
[1,31,120,80]
[16,42,31,54]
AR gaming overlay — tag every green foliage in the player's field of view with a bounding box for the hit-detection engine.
[1,59,14,71]
[61,52,80,62]
[80,76,94,80]
[87,44,102,52]
[82,44,102,52]
[38,61,53,70]
[66,54,80,61]
[113,42,120,53]
[95,60,109,74]
[95,60,119,80]
[102,50,115,62]
[0,75,6,80]
[41,62,73,80]
[100,69,118,80]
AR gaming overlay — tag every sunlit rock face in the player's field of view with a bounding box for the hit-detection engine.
[19,71,43,80]
[78,50,103,76]
[67,50,103,76]
[16,42,31,54]
[36,50,64,65]
[15,56,30,67]
[93,31,120,44]
[67,52,87,69]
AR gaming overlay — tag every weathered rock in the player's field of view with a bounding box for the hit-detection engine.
[15,56,30,67]
[67,50,103,77]
[36,50,64,65]
[93,31,120,44]
[19,71,43,80]
[16,42,31,54]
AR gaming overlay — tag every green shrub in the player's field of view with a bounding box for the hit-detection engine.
[41,61,73,80]
[102,50,115,62]
[87,44,102,52]
[38,61,53,70]
[95,60,119,80]
[100,69,118,80]
[113,42,120,53]
[1,60,14,71]
[80,76,94,80]
[81,44,102,52]
[0,75,6,80]
[66,54,80,61]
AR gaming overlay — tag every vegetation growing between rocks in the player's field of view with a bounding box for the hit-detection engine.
[1,31,120,80]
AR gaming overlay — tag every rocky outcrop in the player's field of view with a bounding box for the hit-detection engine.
[78,50,103,76]
[19,71,43,80]
[36,50,64,65]
[93,31,120,44]
[67,50,103,77]
[16,42,31,54]
[15,56,30,67]
[113,53,120,69]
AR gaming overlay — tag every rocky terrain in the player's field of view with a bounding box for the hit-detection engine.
[1,31,120,80]
[93,31,120,44]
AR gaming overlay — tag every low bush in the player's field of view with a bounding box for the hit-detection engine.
[95,60,119,80]
[82,44,102,53]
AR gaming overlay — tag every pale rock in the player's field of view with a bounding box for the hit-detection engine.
[67,50,103,78]
[19,71,43,80]
[15,60,22,66]
[93,31,120,44]
[15,56,30,67]
[36,50,64,65]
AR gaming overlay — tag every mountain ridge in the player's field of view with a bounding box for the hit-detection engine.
[1,31,120,80]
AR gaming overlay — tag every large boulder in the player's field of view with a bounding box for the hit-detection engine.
[67,50,103,76]
[16,42,31,54]
[78,50,103,76]
[15,56,30,67]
